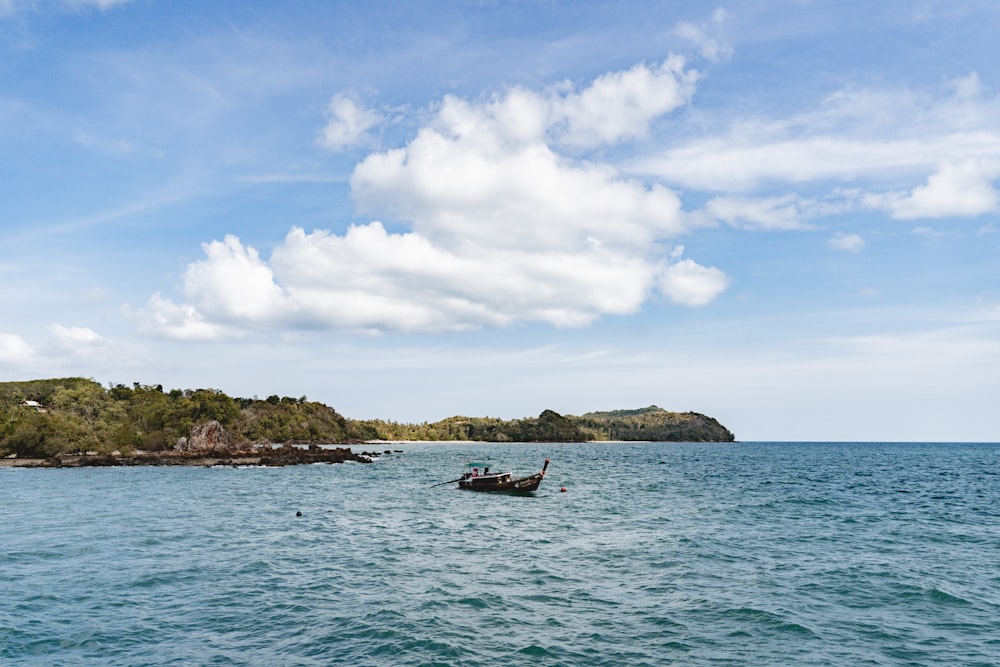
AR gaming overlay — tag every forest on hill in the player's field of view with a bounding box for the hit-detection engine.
[1,378,734,459]
[354,407,734,443]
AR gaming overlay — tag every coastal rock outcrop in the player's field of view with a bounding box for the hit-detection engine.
[256,444,370,466]
[8,444,375,468]
[176,420,240,454]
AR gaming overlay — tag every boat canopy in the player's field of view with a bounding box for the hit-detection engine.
[465,461,492,469]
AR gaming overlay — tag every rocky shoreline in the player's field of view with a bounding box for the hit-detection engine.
[0,444,399,469]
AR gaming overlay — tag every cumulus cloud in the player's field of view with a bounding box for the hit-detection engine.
[142,48,1000,342]
[555,56,699,147]
[828,232,865,253]
[318,95,380,152]
[139,294,237,341]
[863,159,1000,219]
[145,222,682,336]
[182,235,289,324]
[657,247,730,307]
[351,96,687,250]
[144,57,731,338]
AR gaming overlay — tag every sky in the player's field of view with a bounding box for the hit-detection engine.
[2,0,999,441]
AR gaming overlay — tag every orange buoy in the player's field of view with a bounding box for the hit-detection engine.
[560,486,567,492]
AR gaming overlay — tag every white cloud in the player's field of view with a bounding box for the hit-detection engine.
[318,95,380,152]
[138,236,288,340]
[631,78,1000,223]
[139,294,236,341]
[147,223,664,335]
[556,56,698,147]
[352,107,686,250]
[0,333,35,365]
[0,324,148,376]
[674,8,733,62]
[828,232,865,253]
[635,135,993,192]
[139,53,1000,342]
[51,324,104,345]
[705,194,816,230]
[142,57,741,338]
[657,247,730,307]
[183,235,289,324]
[863,159,1000,219]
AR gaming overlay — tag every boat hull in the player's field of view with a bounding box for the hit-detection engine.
[457,471,545,494]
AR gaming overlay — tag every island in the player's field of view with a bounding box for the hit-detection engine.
[1,378,734,467]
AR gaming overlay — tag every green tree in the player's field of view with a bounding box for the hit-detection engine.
[0,409,99,457]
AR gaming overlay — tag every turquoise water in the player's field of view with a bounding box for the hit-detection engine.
[2,442,999,666]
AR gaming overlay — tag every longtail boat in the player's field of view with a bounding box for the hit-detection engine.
[431,459,549,494]
[453,458,550,494]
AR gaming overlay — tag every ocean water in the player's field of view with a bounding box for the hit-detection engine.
[2,441,999,666]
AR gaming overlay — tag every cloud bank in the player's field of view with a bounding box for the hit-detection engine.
[142,53,1000,341]
[145,57,728,339]
[635,74,1000,227]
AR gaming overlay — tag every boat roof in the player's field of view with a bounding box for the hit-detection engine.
[465,461,492,468]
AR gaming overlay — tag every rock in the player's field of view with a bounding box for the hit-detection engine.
[181,420,237,454]
[255,444,370,466]
[16,443,375,468]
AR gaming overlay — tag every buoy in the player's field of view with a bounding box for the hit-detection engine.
[296,511,302,517]
[560,486,567,492]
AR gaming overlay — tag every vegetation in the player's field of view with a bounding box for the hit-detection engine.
[1,378,363,459]
[1,378,734,459]
[353,408,588,443]
[572,406,735,442]
[355,406,734,443]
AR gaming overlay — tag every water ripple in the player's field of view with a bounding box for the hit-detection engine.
[3,443,1000,665]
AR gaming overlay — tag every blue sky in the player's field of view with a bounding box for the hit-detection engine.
[2,0,999,441]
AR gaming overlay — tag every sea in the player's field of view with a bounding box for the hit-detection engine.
[2,441,999,666]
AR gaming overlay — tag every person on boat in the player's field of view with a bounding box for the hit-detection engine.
[472,467,479,477]
[483,466,490,475]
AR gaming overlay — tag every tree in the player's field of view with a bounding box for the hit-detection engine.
[0,409,99,458]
